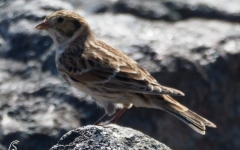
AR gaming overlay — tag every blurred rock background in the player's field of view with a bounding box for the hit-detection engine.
[0,0,240,149]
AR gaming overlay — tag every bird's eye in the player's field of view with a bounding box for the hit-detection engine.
[57,17,64,23]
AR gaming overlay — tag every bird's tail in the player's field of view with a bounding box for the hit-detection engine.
[153,95,216,135]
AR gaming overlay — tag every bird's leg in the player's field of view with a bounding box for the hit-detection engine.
[94,108,127,125]
[107,108,127,124]
[94,113,109,125]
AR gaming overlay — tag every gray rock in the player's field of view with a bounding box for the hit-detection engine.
[50,124,171,150]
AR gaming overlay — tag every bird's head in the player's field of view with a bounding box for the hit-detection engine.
[36,10,92,47]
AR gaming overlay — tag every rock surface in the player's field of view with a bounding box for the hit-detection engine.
[0,0,240,150]
[50,124,171,150]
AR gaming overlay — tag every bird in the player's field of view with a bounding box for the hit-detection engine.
[36,10,216,135]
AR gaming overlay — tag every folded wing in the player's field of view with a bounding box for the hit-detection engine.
[61,40,184,96]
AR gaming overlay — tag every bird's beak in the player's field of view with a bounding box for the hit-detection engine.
[36,20,50,30]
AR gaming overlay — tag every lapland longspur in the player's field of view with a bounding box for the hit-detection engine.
[36,10,216,134]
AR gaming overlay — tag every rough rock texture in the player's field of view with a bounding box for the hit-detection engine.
[50,124,171,150]
[0,0,240,150]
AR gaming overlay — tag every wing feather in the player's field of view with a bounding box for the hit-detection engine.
[61,40,184,96]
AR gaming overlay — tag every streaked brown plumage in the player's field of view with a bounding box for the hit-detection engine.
[36,10,216,135]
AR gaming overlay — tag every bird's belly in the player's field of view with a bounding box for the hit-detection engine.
[60,75,124,103]
[57,70,130,106]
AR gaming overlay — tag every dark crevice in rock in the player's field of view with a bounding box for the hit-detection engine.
[2,132,60,150]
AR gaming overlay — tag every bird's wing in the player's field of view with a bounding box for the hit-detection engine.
[60,40,184,96]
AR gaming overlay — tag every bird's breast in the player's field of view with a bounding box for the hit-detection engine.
[55,48,65,64]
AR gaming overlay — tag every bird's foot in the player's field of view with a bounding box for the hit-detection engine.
[96,120,111,126]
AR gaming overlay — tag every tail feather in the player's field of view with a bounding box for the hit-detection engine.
[164,109,208,135]
[183,109,216,128]
[153,95,216,135]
